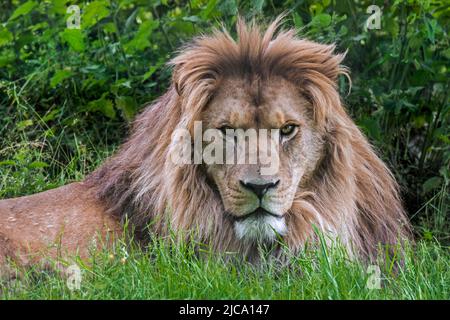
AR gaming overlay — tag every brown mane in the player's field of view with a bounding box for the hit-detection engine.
[86,17,411,261]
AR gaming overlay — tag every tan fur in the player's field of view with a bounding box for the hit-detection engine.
[0,183,120,269]
[0,17,411,266]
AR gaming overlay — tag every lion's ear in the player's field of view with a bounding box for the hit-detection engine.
[171,60,190,96]
[171,59,218,98]
[170,35,225,98]
[302,44,348,86]
[322,49,348,84]
[287,45,350,127]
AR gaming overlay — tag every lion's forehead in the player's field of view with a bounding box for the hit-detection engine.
[203,77,310,129]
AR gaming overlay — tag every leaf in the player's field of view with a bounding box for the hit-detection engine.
[115,96,137,121]
[87,97,116,119]
[60,29,85,52]
[16,119,33,130]
[124,19,159,53]
[358,117,381,141]
[42,109,61,122]
[423,230,433,241]
[28,161,49,169]
[200,0,218,19]
[0,27,13,47]
[252,0,265,12]
[293,12,303,28]
[0,51,15,67]
[309,3,324,15]
[142,65,159,81]
[422,177,442,194]
[82,0,110,28]
[338,25,348,36]
[8,1,37,21]
[413,115,426,129]
[218,0,238,16]
[425,18,437,44]
[0,160,16,166]
[50,0,70,14]
[44,128,55,138]
[103,22,117,34]
[50,69,73,88]
[182,16,201,23]
[311,13,332,28]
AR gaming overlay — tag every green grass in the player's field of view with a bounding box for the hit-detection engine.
[1,236,449,300]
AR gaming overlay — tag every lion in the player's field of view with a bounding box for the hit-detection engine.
[0,17,411,268]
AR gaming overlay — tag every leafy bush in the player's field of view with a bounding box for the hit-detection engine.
[0,0,448,242]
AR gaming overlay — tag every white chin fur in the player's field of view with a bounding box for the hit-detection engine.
[234,215,287,243]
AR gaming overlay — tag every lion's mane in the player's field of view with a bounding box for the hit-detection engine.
[86,17,411,261]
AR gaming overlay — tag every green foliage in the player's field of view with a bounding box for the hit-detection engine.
[0,0,449,243]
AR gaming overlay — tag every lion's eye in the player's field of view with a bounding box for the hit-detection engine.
[280,124,298,137]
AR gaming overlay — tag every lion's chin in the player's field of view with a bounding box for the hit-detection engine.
[233,210,287,243]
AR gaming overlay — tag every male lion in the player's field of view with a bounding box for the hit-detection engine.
[0,17,411,268]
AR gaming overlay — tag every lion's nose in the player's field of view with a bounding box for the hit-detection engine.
[239,180,280,199]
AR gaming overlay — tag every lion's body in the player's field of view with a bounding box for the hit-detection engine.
[0,183,120,267]
[0,17,411,267]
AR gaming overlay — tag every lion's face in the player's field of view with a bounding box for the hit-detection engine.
[201,76,325,242]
